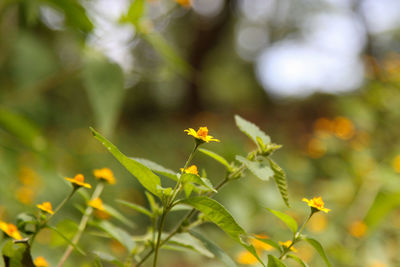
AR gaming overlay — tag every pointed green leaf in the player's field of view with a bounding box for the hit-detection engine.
[181,173,217,193]
[166,233,213,258]
[236,156,274,181]
[303,238,331,267]
[269,159,290,207]
[189,230,237,267]
[145,191,159,213]
[93,251,125,267]
[91,127,162,198]
[268,255,286,267]
[265,208,297,233]
[234,115,270,146]
[287,254,309,267]
[2,240,35,267]
[103,204,135,228]
[199,148,232,171]
[116,199,153,217]
[132,157,178,181]
[94,221,135,252]
[47,225,86,256]
[177,196,265,266]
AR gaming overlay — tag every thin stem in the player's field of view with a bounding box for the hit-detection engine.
[153,210,168,267]
[57,182,105,267]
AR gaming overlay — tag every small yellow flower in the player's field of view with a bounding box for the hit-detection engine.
[36,202,54,215]
[0,221,22,240]
[34,256,48,267]
[65,174,91,189]
[251,234,273,251]
[88,198,105,211]
[236,250,258,265]
[279,240,297,253]
[175,0,191,8]
[180,165,199,175]
[93,168,116,184]
[302,196,331,213]
[184,127,220,143]
[349,220,367,238]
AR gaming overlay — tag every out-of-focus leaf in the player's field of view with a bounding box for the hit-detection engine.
[93,251,125,267]
[103,204,135,228]
[50,220,78,247]
[287,254,309,267]
[2,240,34,267]
[132,158,178,181]
[177,197,265,266]
[145,191,159,213]
[84,54,124,137]
[364,190,400,231]
[234,115,270,146]
[94,221,135,252]
[16,213,37,234]
[269,159,290,207]
[303,238,331,267]
[255,238,282,252]
[0,108,45,151]
[166,233,213,258]
[189,230,237,267]
[267,255,286,267]
[120,0,145,26]
[199,148,233,171]
[116,199,152,217]
[144,33,192,78]
[236,156,274,181]
[265,208,297,233]
[181,173,216,193]
[47,225,86,256]
[91,128,162,198]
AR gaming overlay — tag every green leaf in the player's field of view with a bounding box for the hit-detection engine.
[16,213,37,234]
[132,158,178,181]
[189,230,237,267]
[268,255,286,267]
[265,208,297,233]
[116,199,153,217]
[303,238,331,267]
[94,221,135,252]
[177,197,265,266]
[255,238,282,252]
[145,191,159,213]
[50,220,78,247]
[269,159,290,207]
[91,127,162,198]
[286,254,309,267]
[2,240,35,267]
[199,148,232,171]
[236,156,274,181]
[166,233,213,258]
[234,115,270,147]
[120,0,145,26]
[103,204,136,228]
[181,173,217,193]
[144,33,192,78]
[84,53,125,137]
[47,225,86,256]
[93,251,125,267]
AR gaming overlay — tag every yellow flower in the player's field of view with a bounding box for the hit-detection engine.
[251,234,273,251]
[349,220,367,238]
[88,198,105,211]
[93,168,116,184]
[279,240,297,253]
[175,0,191,8]
[236,250,258,265]
[0,221,22,240]
[34,256,48,267]
[184,127,220,143]
[180,165,199,175]
[392,155,400,173]
[36,202,54,215]
[65,174,91,189]
[302,196,331,213]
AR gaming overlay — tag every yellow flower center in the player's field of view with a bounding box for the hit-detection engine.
[75,174,84,182]
[197,127,208,138]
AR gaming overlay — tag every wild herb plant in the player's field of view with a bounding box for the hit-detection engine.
[0,115,332,266]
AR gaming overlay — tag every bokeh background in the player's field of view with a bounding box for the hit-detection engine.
[1,0,400,266]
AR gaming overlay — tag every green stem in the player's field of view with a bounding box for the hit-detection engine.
[153,210,168,267]
[57,182,105,267]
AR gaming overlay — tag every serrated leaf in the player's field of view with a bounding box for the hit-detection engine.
[189,230,237,267]
[47,225,86,256]
[132,157,178,181]
[103,204,136,228]
[269,159,290,207]
[236,156,274,181]
[234,115,270,147]
[268,255,286,267]
[116,199,153,217]
[199,148,232,171]
[304,238,331,267]
[287,254,309,267]
[91,127,162,198]
[93,251,125,267]
[181,173,217,193]
[265,208,297,233]
[177,197,265,266]
[166,233,213,258]
[255,238,282,252]
[95,221,135,252]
